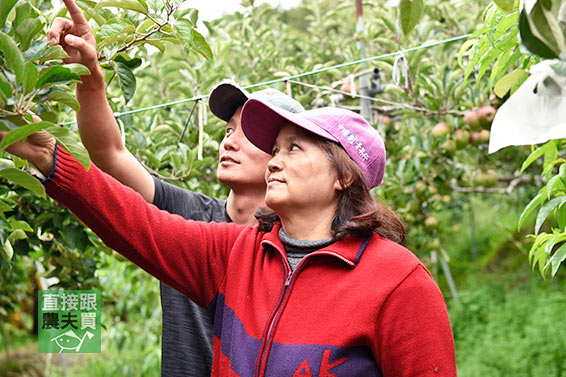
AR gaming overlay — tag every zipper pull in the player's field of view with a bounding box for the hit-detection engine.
[285,271,292,286]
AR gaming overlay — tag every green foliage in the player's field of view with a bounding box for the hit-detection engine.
[0,0,211,332]
[459,2,534,93]
[515,140,566,278]
[0,2,91,207]
[463,0,566,278]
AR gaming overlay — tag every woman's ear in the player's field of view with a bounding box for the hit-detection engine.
[334,172,354,191]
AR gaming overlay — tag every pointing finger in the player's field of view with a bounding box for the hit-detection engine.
[62,0,88,26]
[46,17,73,45]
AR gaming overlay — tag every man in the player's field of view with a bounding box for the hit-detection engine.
[46,1,304,376]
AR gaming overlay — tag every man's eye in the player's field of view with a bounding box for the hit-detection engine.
[271,148,279,156]
[290,144,300,151]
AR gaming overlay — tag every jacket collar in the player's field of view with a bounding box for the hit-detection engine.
[260,222,372,267]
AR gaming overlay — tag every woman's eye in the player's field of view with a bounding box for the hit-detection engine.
[290,144,300,151]
[271,148,279,156]
[225,128,233,135]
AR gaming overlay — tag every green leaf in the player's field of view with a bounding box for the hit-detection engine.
[494,0,514,13]
[38,111,58,124]
[0,0,17,29]
[112,54,142,69]
[0,32,25,85]
[174,19,194,54]
[23,40,49,61]
[36,66,81,88]
[143,39,165,53]
[458,38,476,67]
[521,143,549,173]
[544,232,566,256]
[140,149,160,167]
[547,173,565,199]
[95,0,148,15]
[542,140,559,180]
[399,0,424,36]
[22,62,38,95]
[557,202,566,230]
[64,63,91,77]
[0,72,12,98]
[0,168,46,198]
[15,17,43,50]
[13,3,31,31]
[526,1,564,58]
[535,196,566,234]
[0,158,14,169]
[519,192,543,230]
[0,239,13,263]
[8,218,33,232]
[76,0,107,25]
[96,19,133,41]
[8,229,27,243]
[192,29,213,62]
[135,17,154,33]
[519,9,558,59]
[0,199,13,213]
[46,90,80,111]
[38,45,70,63]
[560,162,566,183]
[550,243,566,276]
[46,126,91,171]
[0,121,54,151]
[494,69,529,98]
[115,62,136,103]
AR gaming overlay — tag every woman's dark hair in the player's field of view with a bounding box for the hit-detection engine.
[255,129,406,245]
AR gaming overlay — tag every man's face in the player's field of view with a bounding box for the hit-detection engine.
[217,106,271,190]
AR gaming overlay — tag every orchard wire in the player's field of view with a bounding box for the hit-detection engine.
[61,33,472,126]
[286,80,465,116]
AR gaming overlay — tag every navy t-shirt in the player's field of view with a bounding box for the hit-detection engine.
[153,177,231,377]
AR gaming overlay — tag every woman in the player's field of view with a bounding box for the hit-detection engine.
[4,100,456,376]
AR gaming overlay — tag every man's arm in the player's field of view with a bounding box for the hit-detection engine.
[47,0,155,202]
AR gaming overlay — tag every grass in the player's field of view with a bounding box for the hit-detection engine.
[450,271,566,377]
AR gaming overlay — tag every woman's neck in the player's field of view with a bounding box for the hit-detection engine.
[278,204,336,240]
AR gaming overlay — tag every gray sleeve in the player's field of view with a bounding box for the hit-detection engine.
[152,177,228,377]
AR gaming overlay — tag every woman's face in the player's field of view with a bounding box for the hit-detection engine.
[265,123,340,214]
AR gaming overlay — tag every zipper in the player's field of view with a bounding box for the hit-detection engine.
[253,244,356,377]
[255,263,295,376]
[253,244,292,377]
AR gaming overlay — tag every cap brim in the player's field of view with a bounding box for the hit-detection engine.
[208,81,250,122]
[241,99,337,154]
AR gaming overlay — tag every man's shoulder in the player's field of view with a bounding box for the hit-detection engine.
[152,177,228,222]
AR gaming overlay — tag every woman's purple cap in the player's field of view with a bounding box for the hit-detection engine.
[241,98,386,188]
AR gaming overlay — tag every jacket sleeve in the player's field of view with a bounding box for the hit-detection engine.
[374,264,457,377]
[44,147,247,309]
